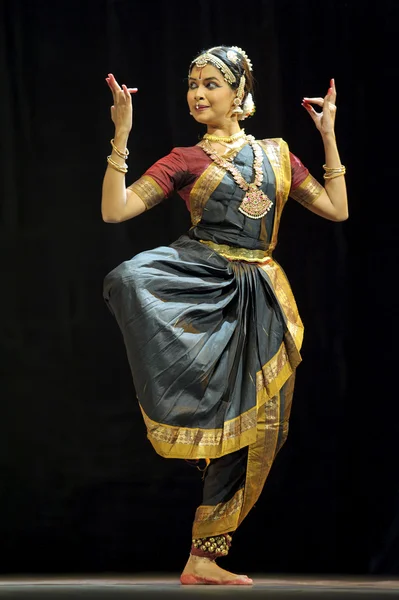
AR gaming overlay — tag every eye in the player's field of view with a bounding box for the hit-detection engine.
[188,82,198,90]
[206,82,219,89]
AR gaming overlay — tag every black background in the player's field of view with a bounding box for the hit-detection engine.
[1,0,398,576]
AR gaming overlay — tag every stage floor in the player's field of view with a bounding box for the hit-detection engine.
[0,575,399,598]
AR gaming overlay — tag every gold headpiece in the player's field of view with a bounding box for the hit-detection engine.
[191,52,236,85]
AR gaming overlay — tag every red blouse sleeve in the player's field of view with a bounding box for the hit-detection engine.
[127,148,195,210]
[289,152,324,206]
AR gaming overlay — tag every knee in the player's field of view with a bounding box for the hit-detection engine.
[103,260,139,303]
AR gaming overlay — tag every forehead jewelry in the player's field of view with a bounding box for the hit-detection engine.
[191,52,236,85]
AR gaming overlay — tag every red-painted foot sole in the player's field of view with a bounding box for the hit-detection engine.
[180,573,253,585]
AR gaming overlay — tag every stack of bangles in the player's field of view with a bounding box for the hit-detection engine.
[107,139,129,173]
[323,164,346,180]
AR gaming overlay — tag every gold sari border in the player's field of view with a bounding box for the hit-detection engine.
[193,370,298,537]
[140,339,297,461]
[259,260,304,356]
[199,239,272,264]
[127,175,165,210]
[192,488,244,538]
[239,372,296,528]
[290,173,324,206]
[189,162,226,226]
[140,404,258,460]
[258,139,291,251]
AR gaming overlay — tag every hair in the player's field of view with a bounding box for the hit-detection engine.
[189,45,255,104]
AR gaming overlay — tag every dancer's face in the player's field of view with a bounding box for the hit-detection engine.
[187,64,236,126]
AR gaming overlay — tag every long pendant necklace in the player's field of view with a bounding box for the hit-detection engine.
[200,135,273,219]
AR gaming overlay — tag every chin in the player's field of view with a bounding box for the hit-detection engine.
[193,113,212,124]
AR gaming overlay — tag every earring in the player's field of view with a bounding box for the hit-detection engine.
[232,74,245,115]
[232,98,244,115]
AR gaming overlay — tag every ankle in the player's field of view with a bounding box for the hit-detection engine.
[189,554,214,564]
[191,534,232,561]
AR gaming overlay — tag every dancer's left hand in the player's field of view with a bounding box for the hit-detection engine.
[302,78,337,136]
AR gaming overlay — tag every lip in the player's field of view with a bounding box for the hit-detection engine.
[195,105,210,111]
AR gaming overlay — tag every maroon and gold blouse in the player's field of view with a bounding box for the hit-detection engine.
[128,139,323,214]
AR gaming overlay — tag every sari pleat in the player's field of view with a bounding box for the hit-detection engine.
[104,139,308,540]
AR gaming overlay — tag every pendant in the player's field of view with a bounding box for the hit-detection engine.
[238,186,273,219]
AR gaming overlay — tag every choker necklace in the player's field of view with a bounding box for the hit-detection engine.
[200,135,273,219]
[203,130,246,144]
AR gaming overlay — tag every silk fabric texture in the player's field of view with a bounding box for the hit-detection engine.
[103,139,323,460]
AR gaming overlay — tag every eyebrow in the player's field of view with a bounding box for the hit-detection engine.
[188,76,220,82]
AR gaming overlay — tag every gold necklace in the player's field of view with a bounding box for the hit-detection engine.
[203,130,246,144]
[209,138,246,155]
[201,135,273,219]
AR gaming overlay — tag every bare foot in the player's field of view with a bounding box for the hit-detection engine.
[180,554,253,585]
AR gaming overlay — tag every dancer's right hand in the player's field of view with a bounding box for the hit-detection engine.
[105,73,138,134]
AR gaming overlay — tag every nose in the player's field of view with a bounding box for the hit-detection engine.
[193,83,205,101]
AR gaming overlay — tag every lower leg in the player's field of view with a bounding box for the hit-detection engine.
[181,533,252,585]
[181,449,251,585]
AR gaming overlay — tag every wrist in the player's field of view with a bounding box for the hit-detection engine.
[321,131,336,144]
[114,130,130,143]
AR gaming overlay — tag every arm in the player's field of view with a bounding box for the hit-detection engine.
[102,131,147,223]
[101,74,146,223]
[300,79,348,222]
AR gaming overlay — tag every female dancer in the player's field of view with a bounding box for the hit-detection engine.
[102,45,348,585]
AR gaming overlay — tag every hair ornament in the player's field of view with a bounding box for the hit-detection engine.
[238,93,256,121]
[230,46,253,72]
[226,50,240,65]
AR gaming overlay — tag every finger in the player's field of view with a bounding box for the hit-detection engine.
[302,97,324,106]
[122,84,132,101]
[127,88,138,94]
[105,78,116,102]
[108,72,122,92]
[322,93,336,110]
[329,78,337,104]
[301,101,317,119]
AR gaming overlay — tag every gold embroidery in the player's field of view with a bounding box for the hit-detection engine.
[140,404,257,459]
[256,343,288,391]
[259,259,304,361]
[290,173,324,205]
[192,373,297,537]
[189,163,226,226]
[258,139,291,251]
[139,338,298,460]
[199,240,272,264]
[127,175,164,210]
[238,373,296,528]
[192,488,244,538]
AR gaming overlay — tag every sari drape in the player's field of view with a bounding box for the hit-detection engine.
[104,138,323,538]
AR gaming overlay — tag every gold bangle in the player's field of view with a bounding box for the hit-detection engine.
[110,138,129,159]
[107,155,128,173]
[323,163,345,172]
[323,171,346,180]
